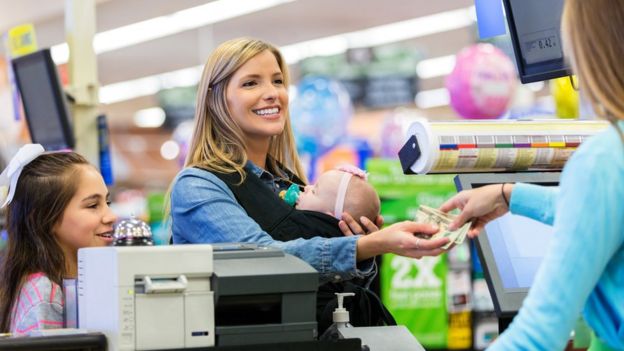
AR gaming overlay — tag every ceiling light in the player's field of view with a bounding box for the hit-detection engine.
[281,6,475,64]
[133,107,166,128]
[415,88,450,109]
[97,6,475,104]
[99,50,458,104]
[100,65,202,104]
[417,55,456,79]
[99,76,160,104]
[51,0,295,64]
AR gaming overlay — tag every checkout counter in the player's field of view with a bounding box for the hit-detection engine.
[77,244,325,350]
[14,243,423,351]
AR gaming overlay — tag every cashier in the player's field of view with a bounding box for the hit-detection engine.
[440,2,624,349]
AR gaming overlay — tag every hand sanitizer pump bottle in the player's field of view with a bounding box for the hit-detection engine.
[319,292,355,340]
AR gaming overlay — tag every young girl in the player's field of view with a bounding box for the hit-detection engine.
[0,144,116,335]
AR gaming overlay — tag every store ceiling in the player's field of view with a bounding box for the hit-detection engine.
[0,0,476,129]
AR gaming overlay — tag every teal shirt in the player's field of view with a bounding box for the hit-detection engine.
[489,122,624,350]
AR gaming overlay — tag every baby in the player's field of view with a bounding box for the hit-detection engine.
[282,165,380,227]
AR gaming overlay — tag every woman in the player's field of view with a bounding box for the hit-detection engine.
[168,38,449,331]
[440,1,624,349]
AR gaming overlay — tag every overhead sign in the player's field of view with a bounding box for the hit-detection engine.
[6,23,38,58]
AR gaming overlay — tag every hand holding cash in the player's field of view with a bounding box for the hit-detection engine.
[414,205,471,250]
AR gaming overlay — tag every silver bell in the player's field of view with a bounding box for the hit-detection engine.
[113,217,154,246]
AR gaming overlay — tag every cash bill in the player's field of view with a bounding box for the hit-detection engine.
[414,204,471,250]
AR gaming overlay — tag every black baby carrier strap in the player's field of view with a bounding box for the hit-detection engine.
[208,168,396,333]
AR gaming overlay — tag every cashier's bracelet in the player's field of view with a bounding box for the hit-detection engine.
[279,184,301,207]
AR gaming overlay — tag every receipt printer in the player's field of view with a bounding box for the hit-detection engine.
[77,245,214,351]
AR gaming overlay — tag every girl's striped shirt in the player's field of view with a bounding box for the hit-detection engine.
[10,272,64,335]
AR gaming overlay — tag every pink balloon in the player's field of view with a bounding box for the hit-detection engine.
[446,43,518,119]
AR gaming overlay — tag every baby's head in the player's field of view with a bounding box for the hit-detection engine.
[296,166,380,226]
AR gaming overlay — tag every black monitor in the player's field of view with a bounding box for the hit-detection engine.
[11,48,75,150]
[503,0,571,83]
[454,172,560,318]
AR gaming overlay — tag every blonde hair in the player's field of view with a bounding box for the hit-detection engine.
[185,37,307,182]
[562,0,624,139]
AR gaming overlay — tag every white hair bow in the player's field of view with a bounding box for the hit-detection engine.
[0,144,45,208]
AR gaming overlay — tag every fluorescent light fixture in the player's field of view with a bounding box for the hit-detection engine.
[415,88,450,109]
[417,54,456,79]
[99,76,159,104]
[133,107,166,128]
[98,6,476,104]
[100,65,202,104]
[281,6,475,64]
[99,52,461,104]
[51,0,295,64]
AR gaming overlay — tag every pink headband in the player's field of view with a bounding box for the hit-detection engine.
[333,165,368,219]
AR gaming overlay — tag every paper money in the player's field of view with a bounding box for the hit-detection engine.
[414,205,471,250]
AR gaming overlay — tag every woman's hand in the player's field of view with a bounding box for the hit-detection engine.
[356,221,449,261]
[339,213,383,236]
[439,183,512,238]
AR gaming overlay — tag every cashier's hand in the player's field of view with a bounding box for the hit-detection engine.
[439,183,512,238]
[356,221,449,261]
[339,213,383,236]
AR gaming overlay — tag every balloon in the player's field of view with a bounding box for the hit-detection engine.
[550,76,579,119]
[446,43,518,119]
[290,76,354,157]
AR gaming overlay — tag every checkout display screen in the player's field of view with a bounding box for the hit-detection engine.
[508,0,565,66]
[484,213,555,289]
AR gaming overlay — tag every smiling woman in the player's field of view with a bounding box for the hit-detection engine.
[0,146,117,335]
[168,37,449,333]
[225,49,288,161]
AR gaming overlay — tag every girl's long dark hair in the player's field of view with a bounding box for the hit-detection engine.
[0,152,88,332]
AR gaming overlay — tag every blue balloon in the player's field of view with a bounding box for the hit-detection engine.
[290,76,353,157]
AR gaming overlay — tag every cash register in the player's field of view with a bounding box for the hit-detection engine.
[77,243,319,350]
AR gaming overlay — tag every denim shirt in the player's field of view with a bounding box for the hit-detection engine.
[170,162,374,283]
[488,122,624,350]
